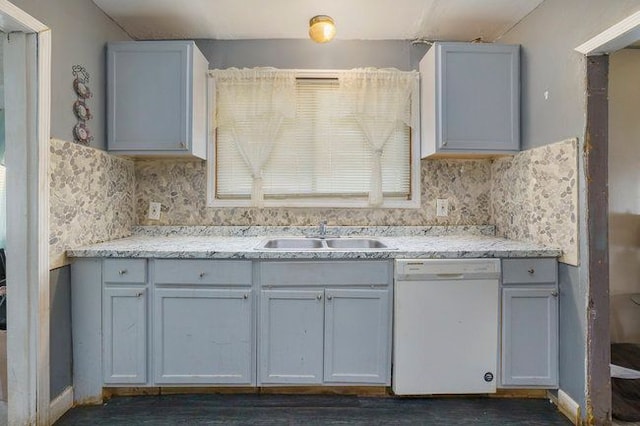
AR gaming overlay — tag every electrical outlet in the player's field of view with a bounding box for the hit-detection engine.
[436,199,449,217]
[148,202,161,220]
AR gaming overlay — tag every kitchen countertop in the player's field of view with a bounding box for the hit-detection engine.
[67,226,561,260]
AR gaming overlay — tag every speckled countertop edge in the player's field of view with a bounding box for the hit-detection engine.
[67,229,562,260]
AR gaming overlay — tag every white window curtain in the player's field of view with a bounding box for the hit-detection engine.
[210,68,296,207]
[339,69,417,206]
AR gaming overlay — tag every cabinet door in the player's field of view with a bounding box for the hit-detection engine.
[108,42,190,152]
[324,289,390,384]
[501,287,558,387]
[154,287,253,384]
[259,290,324,384]
[103,287,147,384]
[431,43,519,153]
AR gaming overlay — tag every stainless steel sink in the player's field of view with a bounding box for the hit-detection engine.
[258,237,392,250]
[261,238,324,249]
[325,238,388,249]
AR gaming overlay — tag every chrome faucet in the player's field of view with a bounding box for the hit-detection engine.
[318,221,327,238]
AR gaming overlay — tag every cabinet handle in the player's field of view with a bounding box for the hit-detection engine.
[199,272,206,278]
[527,268,535,274]
[317,294,322,301]
[551,291,559,297]
[243,294,249,299]
[118,269,127,275]
[327,295,333,301]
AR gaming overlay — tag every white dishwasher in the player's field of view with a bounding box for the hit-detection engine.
[393,259,500,395]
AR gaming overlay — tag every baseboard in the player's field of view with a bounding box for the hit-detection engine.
[103,386,389,398]
[49,386,73,425]
[552,389,581,425]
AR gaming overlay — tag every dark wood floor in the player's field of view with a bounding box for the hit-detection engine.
[55,394,572,425]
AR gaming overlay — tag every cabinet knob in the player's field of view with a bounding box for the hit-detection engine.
[136,291,143,297]
[317,294,322,301]
[243,294,249,299]
[527,268,535,274]
[199,272,206,278]
[551,291,559,297]
[118,269,127,275]
[179,141,186,148]
[327,295,333,301]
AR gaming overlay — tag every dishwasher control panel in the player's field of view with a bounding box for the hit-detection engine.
[395,259,500,280]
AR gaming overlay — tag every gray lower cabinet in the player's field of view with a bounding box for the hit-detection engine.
[260,290,325,384]
[259,260,393,386]
[153,287,253,384]
[260,288,391,385]
[500,258,559,388]
[152,259,254,385]
[102,259,148,385]
[324,289,390,384]
[103,287,147,384]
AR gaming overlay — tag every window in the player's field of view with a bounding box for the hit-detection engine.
[208,69,420,208]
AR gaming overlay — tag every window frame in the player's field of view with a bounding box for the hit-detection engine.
[206,69,421,209]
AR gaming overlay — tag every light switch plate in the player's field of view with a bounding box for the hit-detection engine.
[436,199,449,217]
[148,202,161,220]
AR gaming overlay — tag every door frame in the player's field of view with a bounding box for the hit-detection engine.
[575,10,640,424]
[0,1,51,425]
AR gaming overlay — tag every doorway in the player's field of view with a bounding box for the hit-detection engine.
[576,10,640,424]
[0,2,52,424]
[608,46,640,423]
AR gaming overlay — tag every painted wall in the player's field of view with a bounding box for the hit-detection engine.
[49,266,71,399]
[196,39,429,71]
[499,0,640,416]
[10,0,131,150]
[609,48,640,344]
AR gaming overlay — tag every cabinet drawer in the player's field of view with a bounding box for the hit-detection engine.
[261,261,391,286]
[153,259,252,285]
[103,259,147,283]
[502,258,557,284]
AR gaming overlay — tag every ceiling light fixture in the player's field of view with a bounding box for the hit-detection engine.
[309,15,336,43]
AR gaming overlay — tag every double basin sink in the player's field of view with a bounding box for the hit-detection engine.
[258,238,392,250]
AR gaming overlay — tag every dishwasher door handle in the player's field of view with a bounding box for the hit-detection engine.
[435,273,465,279]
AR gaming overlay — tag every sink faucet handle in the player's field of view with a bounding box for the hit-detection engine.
[319,221,327,236]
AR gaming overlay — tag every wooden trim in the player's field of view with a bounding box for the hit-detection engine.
[4,31,35,426]
[552,389,582,426]
[584,55,610,425]
[575,10,640,55]
[0,0,47,32]
[36,30,52,426]
[49,387,73,425]
[0,3,52,425]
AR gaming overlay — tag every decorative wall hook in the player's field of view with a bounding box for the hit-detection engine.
[72,65,93,145]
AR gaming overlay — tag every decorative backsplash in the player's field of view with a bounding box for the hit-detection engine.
[49,139,135,268]
[491,138,579,265]
[49,138,579,266]
[134,159,493,226]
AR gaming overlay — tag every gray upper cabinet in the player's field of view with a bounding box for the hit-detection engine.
[107,41,208,158]
[324,289,390,384]
[420,42,520,157]
[500,258,558,388]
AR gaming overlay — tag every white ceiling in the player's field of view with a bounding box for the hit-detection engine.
[92,0,544,42]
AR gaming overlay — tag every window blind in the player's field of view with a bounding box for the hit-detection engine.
[214,77,411,201]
